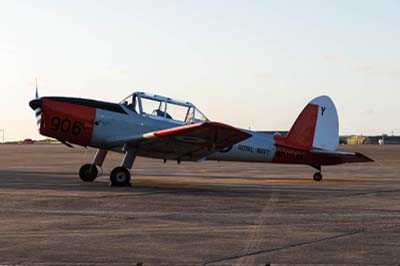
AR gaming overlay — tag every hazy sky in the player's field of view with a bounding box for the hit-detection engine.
[1,0,399,141]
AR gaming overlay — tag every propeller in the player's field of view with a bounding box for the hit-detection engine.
[35,78,39,98]
[32,79,73,148]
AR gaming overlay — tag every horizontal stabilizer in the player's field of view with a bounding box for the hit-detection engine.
[310,149,374,165]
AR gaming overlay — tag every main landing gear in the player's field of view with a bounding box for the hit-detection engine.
[78,147,136,187]
[79,163,98,182]
[110,167,131,187]
[311,165,323,181]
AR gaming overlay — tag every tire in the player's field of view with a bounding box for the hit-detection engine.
[313,172,323,181]
[110,167,131,186]
[79,164,98,182]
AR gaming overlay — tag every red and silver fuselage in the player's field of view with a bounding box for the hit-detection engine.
[29,96,373,167]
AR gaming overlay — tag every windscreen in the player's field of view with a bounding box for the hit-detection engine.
[166,103,189,122]
[141,97,163,115]
[123,93,208,123]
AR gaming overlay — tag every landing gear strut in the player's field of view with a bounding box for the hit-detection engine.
[78,149,108,182]
[78,147,136,187]
[109,146,136,187]
[311,164,323,182]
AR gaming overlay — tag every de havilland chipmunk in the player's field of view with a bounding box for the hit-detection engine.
[29,87,373,186]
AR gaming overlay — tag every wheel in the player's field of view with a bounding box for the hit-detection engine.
[313,172,323,181]
[79,164,98,182]
[110,167,131,186]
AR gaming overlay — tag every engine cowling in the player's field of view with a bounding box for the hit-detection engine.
[39,98,96,146]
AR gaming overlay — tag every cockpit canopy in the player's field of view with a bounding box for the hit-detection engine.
[120,92,209,124]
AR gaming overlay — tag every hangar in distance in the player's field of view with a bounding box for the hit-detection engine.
[29,88,373,186]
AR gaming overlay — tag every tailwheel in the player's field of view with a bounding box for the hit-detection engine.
[79,164,98,182]
[313,172,323,182]
[110,166,131,187]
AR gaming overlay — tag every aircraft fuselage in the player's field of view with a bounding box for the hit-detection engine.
[29,94,373,186]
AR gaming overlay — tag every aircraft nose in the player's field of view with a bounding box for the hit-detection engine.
[29,98,42,110]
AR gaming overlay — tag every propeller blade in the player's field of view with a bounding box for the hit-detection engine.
[35,78,39,98]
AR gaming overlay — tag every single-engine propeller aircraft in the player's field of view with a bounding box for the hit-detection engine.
[29,89,373,186]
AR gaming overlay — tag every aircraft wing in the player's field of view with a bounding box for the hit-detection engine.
[107,122,252,161]
[310,149,374,164]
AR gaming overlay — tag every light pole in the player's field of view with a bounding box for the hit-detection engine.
[0,129,4,144]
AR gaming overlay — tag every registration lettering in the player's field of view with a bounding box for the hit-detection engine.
[238,144,253,153]
[276,150,304,161]
[256,148,270,156]
[238,145,270,156]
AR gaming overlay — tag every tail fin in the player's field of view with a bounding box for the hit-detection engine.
[281,96,339,151]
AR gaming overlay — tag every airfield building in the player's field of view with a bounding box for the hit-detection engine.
[345,135,400,145]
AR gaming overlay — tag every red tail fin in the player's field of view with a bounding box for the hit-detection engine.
[285,104,319,149]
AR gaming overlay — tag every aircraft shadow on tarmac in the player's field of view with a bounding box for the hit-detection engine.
[0,168,374,201]
[0,169,251,194]
[0,168,335,195]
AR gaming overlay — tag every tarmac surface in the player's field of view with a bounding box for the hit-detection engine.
[0,144,399,265]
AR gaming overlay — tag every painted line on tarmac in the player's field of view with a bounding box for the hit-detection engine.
[92,189,205,199]
[204,230,364,265]
[0,208,177,218]
[1,208,399,219]
[239,189,280,266]
[339,189,400,198]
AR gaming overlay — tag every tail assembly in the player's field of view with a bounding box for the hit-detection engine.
[276,96,339,151]
[273,95,373,167]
